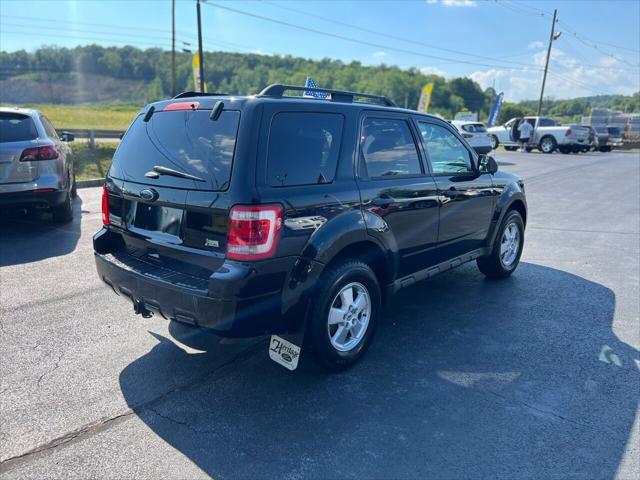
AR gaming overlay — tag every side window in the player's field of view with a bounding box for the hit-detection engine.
[418,122,473,175]
[360,118,422,178]
[538,117,556,127]
[40,115,58,139]
[267,112,343,187]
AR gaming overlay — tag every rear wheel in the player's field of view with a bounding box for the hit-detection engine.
[307,260,381,371]
[477,210,524,279]
[52,191,73,223]
[539,136,556,154]
[70,172,78,198]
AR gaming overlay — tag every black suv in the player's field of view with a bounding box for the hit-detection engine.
[94,84,527,371]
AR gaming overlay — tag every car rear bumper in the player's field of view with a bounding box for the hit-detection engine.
[0,189,67,209]
[93,228,322,337]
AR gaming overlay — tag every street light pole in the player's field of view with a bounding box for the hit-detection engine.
[171,0,176,97]
[537,9,558,117]
[196,0,205,93]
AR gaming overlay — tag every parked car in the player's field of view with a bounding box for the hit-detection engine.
[488,116,590,154]
[594,126,624,152]
[94,85,527,371]
[451,120,493,154]
[0,107,76,222]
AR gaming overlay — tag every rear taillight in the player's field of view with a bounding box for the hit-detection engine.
[565,128,572,137]
[462,133,473,139]
[227,204,282,260]
[101,185,110,226]
[20,145,59,161]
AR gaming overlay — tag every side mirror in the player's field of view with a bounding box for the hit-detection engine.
[479,154,498,174]
[60,131,75,142]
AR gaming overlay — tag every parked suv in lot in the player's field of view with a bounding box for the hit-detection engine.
[0,107,76,222]
[94,85,527,370]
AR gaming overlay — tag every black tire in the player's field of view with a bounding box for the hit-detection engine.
[70,172,78,198]
[504,146,518,151]
[490,135,499,150]
[559,146,571,154]
[477,210,524,279]
[52,192,73,223]
[306,259,381,371]
[539,135,557,154]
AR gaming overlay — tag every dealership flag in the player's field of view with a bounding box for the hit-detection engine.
[417,83,434,113]
[303,77,328,99]
[192,53,207,93]
[487,92,504,127]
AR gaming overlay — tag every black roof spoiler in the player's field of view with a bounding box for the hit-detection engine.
[258,84,396,107]
[172,91,229,99]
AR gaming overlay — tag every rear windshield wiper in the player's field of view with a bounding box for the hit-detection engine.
[150,165,206,182]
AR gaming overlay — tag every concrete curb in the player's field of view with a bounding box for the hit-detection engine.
[77,179,105,189]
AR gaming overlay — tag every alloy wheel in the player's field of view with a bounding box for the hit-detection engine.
[500,222,520,268]
[327,282,371,352]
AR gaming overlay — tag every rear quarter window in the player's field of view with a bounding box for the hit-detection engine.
[0,113,38,142]
[267,112,344,187]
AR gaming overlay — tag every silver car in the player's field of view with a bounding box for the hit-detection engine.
[0,107,76,222]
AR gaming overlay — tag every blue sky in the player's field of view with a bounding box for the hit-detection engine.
[1,0,638,101]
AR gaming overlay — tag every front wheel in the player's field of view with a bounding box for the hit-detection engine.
[307,260,381,371]
[477,210,524,278]
[490,135,499,150]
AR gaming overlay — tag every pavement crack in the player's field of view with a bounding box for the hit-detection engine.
[36,350,65,387]
[482,389,619,440]
[0,341,263,471]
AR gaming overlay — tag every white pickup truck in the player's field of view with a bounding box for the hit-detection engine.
[488,116,590,154]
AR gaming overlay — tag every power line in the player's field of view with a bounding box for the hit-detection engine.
[0,22,192,45]
[203,1,545,72]
[0,14,193,39]
[261,0,541,69]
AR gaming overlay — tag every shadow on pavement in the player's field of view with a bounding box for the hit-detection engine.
[0,196,82,267]
[119,262,639,478]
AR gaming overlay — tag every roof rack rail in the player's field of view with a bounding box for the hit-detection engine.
[258,84,396,107]
[172,91,228,99]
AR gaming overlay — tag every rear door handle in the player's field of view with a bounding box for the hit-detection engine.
[442,189,462,198]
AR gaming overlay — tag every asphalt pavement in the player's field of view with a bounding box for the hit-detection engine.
[1,150,639,479]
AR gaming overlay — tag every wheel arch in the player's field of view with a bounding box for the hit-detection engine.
[324,240,393,302]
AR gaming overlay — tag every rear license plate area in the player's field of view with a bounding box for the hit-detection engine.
[125,201,184,242]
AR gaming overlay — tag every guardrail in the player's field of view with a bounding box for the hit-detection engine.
[56,129,125,139]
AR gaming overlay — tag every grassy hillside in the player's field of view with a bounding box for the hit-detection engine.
[0,103,139,130]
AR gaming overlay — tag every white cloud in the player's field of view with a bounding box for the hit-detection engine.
[470,47,640,101]
[426,0,477,6]
[528,41,545,50]
[420,66,446,77]
[372,51,387,58]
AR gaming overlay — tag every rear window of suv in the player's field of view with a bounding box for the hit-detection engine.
[109,109,240,191]
[267,112,344,187]
[0,113,38,142]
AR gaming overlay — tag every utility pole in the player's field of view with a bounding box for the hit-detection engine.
[196,0,205,93]
[171,0,176,97]
[537,9,558,117]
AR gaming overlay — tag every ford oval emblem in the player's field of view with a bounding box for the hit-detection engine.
[281,353,292,362]
[140,188,158,202]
